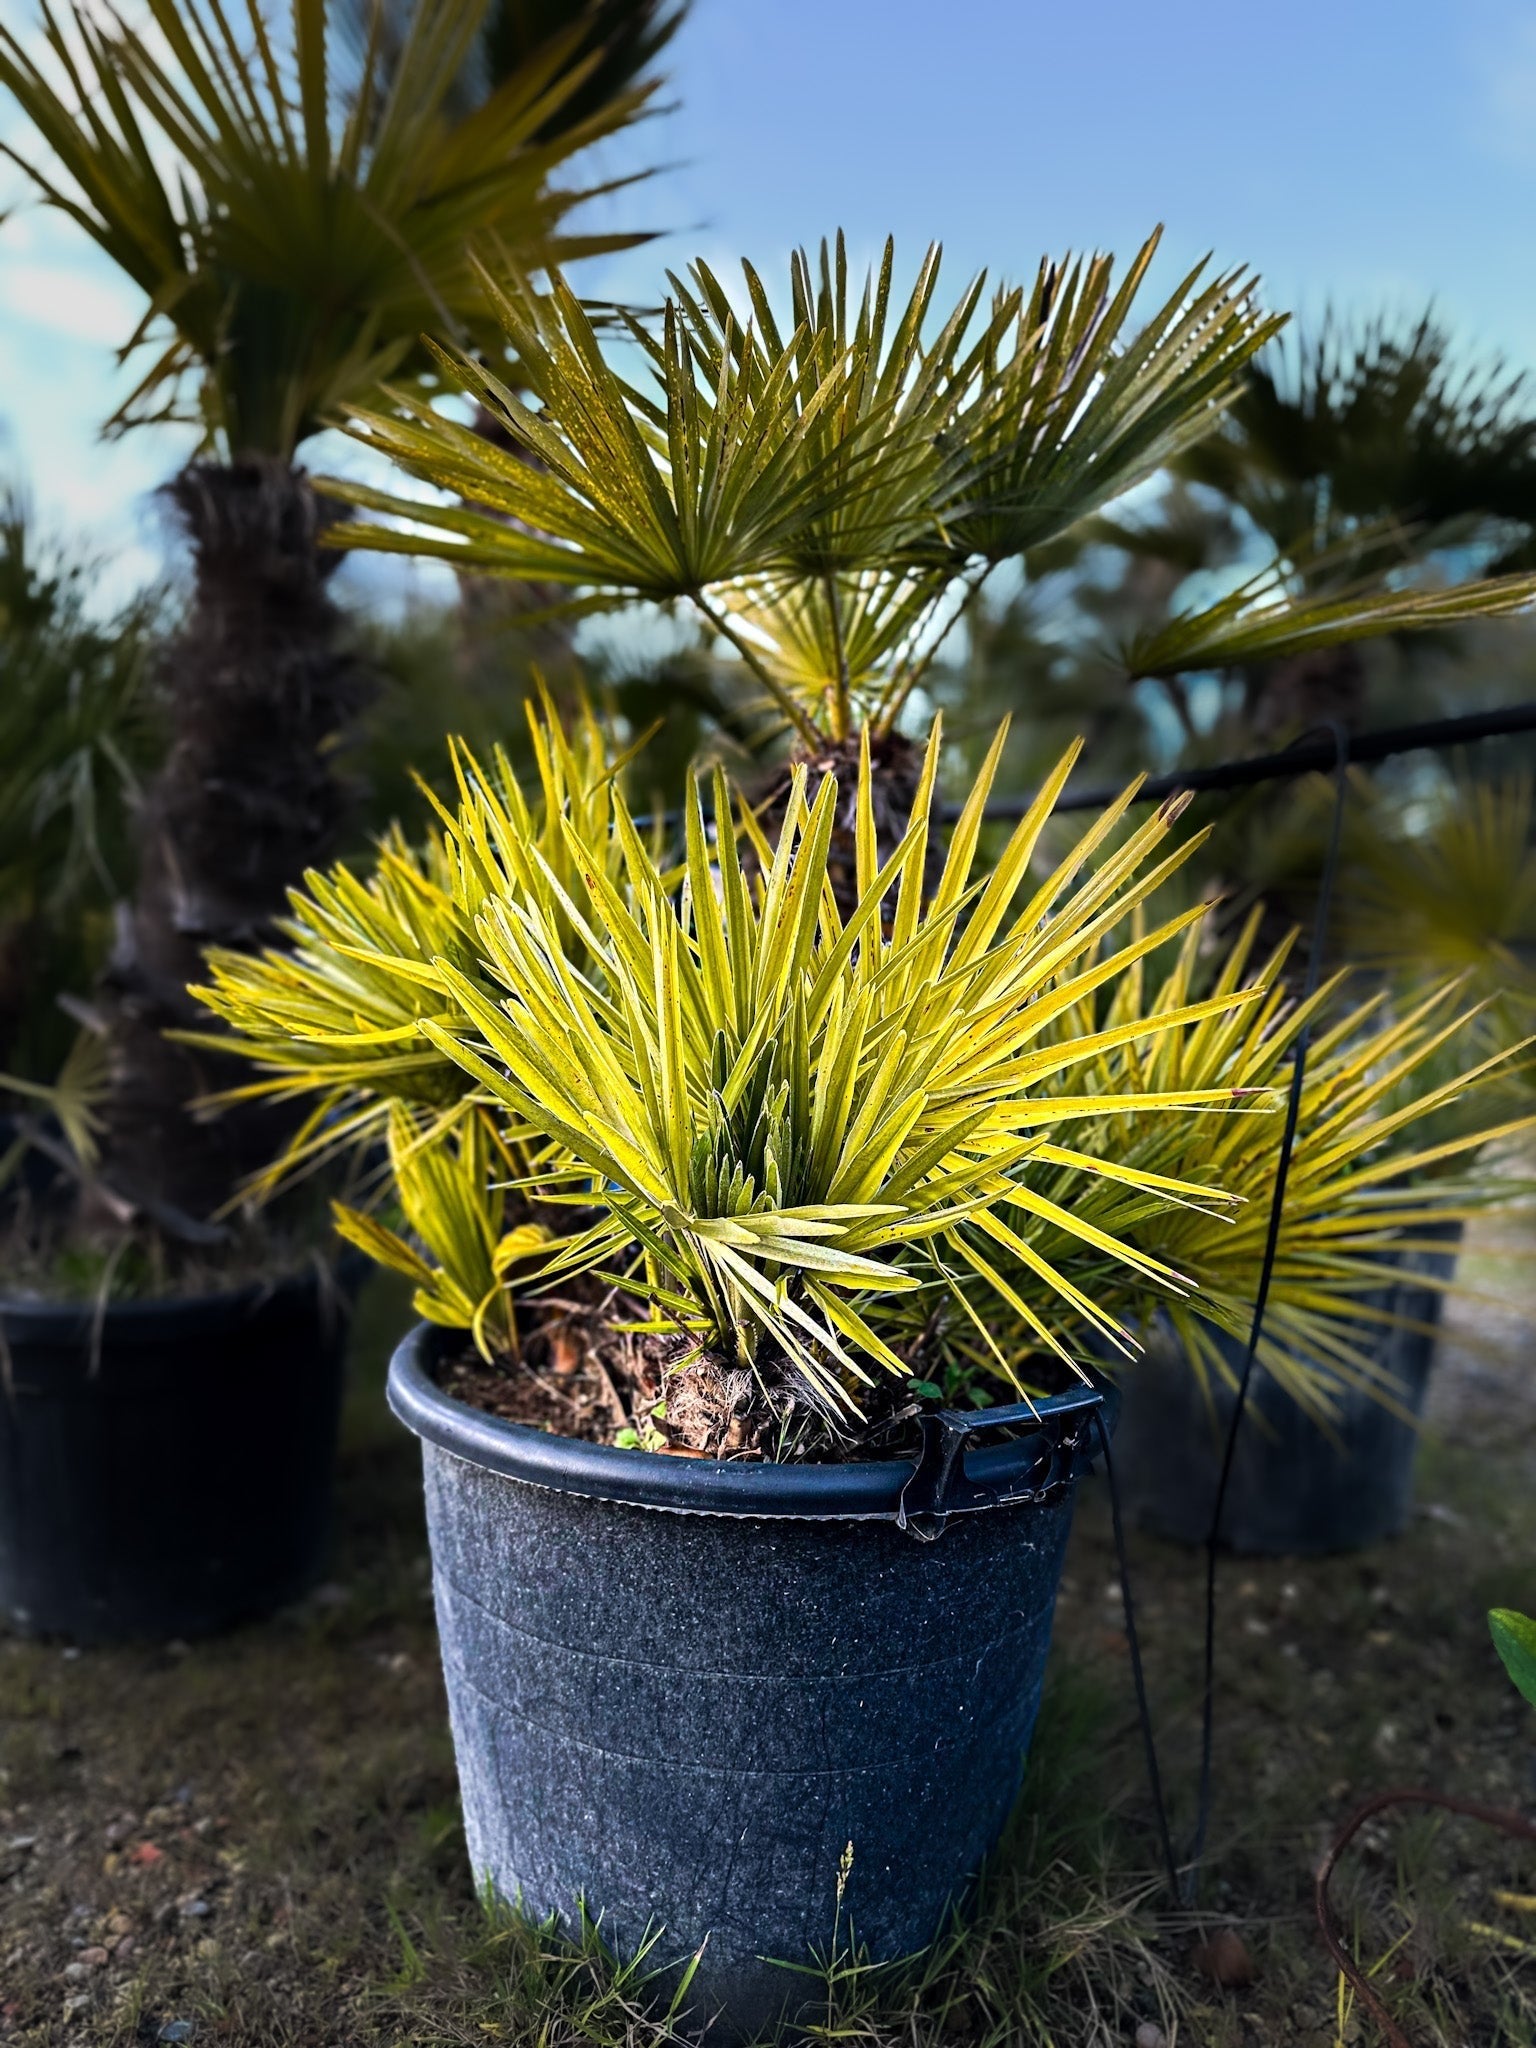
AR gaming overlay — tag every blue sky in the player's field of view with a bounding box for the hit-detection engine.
[1,0,1533,605]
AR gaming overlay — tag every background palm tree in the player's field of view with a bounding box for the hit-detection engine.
[1177,307,1536,738]
[0,498,159,1085]
[0,0,678,1231]
[337,0,687,700]
[925,310,1536,803]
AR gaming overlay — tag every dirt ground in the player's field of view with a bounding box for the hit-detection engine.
[0,1238,1532,2048]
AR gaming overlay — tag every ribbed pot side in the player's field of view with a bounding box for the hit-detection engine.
[391,1327,1090,2039]
[0,1264,354,1643]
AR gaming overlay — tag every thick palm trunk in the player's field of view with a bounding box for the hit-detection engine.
[756,729,942,919]
[1247,642,1369,742]
[96,460,372,1228]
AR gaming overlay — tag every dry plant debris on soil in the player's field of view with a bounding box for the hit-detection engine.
[1,1227,1533,2048]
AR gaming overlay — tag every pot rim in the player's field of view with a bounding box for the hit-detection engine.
[387,1320,1110,1523]
[0,1247,364,1344]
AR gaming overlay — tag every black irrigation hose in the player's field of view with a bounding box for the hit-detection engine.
[1181,722,1353,1898]
[966,698,1536,820]
[639,698,1536,834]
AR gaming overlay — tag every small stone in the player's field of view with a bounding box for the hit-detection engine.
[1136,2025,1169,2048]
[177,1897,210,1919]
[1421,1501,1464,1527]
[158,2026,194,2044]
[78,1947,109,1968]
[62,1962,87,1983]
[105,1911,132,1937]
[6,1835,35,1853]
[128,1842,165,1867]
[113,1936,135,1961]
[1192,1928,1254,1987]
[60,1647,80,1661]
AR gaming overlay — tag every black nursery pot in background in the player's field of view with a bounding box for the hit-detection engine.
[1110,1226,1463,1557]
[0,1262,357,1643]
[389,1324,1112,2041]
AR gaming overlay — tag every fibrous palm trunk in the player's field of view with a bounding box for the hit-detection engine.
[96,460,373,1229]
[755,729,943,919]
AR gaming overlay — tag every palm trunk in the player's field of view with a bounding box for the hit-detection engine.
[96,460,373,1229]
[1247,642,1369,742]
[755,729,943,919]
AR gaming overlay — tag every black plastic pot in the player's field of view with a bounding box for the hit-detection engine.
[0,1260,357,1643]
[1110,1226,1463,1556]
[388,1325,1111,2040]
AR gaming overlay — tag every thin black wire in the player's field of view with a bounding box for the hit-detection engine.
[633,697,1536,834]
[973,698,1536,820]
[1093,1407,1181,1903]
[1182,720,1353,1898]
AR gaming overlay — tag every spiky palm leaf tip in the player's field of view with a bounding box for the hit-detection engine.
[188,689,648,1197]
[997,908,1536,1421]
[396,717,1277,1437]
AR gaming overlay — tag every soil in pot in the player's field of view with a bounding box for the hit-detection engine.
[0,1256,362,1643]
[435,1279,1030,1464]
[390,1321,1107,2040]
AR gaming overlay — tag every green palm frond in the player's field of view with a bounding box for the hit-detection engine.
[0,1027,112,1182]
[188,689,646,1193]
[324,229,1283,744]
[1010,909,1536,1417]
[1340,770,1536,1017]
[332,1102,547,1359]
[400,718,1269,1421]
[1123,552,1536,680]
[0,0,664,457]
[335,0,686,142]
[1180,307,1536,571]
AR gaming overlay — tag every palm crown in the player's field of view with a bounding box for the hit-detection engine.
[326,230,1536,759]
[0,0,668,459]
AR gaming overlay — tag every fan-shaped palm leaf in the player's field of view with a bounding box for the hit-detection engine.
[0,0,665,456]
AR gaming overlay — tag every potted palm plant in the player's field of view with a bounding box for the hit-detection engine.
[201,694,1279,2032]
[195,222,1536,2027]
[0,0,677,1641]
